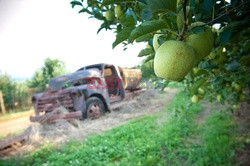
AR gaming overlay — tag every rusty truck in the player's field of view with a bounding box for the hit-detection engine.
[30,63,143,123]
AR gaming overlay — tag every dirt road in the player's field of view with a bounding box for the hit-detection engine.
[0,115,32,136]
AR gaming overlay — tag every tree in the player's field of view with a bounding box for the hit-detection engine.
[140,59,156,79]
[71,0,249,108]
[28,58,66,92]
[0,72,30,110]
[0,72,16,110]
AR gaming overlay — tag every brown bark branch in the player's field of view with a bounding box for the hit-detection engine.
[178,0,188,41]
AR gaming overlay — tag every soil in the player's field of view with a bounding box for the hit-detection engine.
[0,88,178,158]
[0,116,32,136]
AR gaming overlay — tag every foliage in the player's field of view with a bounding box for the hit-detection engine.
[140,59,156,78]
[0,72,30,110]
[0,58,66,111]
[1,92,238,165]
[28,58,66,92]
[70,0,250,106]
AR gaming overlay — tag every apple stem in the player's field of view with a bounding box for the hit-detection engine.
[178,0,188,41]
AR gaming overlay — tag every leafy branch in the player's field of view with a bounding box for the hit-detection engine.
[205,0,249,25]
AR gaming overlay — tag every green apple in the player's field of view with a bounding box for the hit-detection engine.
[153,33,161,51]
[208,52,216,59]
[234,83,242,92]
[231,81,236,87]
[154,40,196,81]
[198,88,205,95]
[239,94,246,102]
[233,46,239,52]
[193,67,199,74]
[217,94,222,102]
[232,82,242,92]
[186,26,214,61]
[232,104,240,110]
[105,11,115,21]
[199,94,204,100]
[215,51,226,64]
[191,95,199,103]
[115,5,123,18]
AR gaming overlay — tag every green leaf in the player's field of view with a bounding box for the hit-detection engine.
[138,48,154,57]
[225,60,241,71]
[129,20,167,42]
[161,80,169,91]
[144,54,155,63]
[97,23,111,34]
[190,78,207,96]
[141,8,153,20]
[240,56,250,66]
[136,34,153,42]
[70,1,83,8]
[119,13,136,27]
[177,6,190,32]
[188,22,205,29]
[102,0,135,6]
[193,69,209,78]
[79,8,92,15]
[146,0,177,13]
[112,27,134,49]
[220,27,232,45]
[189,26,205,34]
[202,0,213,13]
[190,0,196,10]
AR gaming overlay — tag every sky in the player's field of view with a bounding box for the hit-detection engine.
[0,0,145,79]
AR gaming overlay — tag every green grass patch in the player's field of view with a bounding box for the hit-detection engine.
[0,92,237,165]
[187,111,237,165]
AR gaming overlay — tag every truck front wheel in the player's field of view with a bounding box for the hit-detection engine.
[84,97,105,119]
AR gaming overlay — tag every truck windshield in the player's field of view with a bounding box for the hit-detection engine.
[48,68,100,91]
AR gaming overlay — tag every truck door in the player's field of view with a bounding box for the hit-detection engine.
[104,65,124,98]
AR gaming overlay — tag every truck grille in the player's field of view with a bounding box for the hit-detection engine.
[37,93,74,113]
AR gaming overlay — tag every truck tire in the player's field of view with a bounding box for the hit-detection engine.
[83,97,105,119]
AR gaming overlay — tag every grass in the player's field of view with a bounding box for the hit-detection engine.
[0,108,33,122]
[0,92,238,165]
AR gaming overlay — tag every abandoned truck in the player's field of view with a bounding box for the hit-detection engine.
[30,63,143,123]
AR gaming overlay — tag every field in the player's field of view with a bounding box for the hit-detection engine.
[1,89,247,165]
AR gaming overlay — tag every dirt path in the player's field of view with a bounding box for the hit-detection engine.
[0,115,32,136]
[0,88,178,158]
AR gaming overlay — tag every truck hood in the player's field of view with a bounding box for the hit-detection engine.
[49,68,101,91]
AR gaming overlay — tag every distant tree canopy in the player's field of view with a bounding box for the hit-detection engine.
[0,72,30,110]
[28,58,66,92]
[141,59,156,79]
[0,72,16,109]
[0,58,66,111]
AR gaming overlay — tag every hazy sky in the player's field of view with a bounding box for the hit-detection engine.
[0,0,145,79]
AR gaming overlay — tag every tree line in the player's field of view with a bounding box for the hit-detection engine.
[0,58,66,113]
